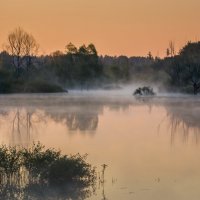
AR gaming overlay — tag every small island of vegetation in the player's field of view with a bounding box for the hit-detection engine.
[133,86,156,96]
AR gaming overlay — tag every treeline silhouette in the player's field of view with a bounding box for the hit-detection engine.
[1,27,200,94]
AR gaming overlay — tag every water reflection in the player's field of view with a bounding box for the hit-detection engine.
[0,183,93,200]
[0,95,200,200]
[48,112,98,131]
[0,108,46,146]
[100,164,108,200]
[0,95,199,146]
[134,97,200,144]
[67,114,98,131]
[0,107,100,146]
[165,101,200,144]
[0,96,134,146]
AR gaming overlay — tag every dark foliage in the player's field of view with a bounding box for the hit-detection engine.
[0,143,96,186]
[165,42,200,94]
[1,39,200,94]
[133,86,155,96]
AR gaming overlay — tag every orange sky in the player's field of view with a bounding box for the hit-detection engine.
[0,0,200,57]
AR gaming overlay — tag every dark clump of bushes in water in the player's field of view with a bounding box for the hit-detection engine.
[0,69,65,94]
[0,80,64,94]
[24,80,64,93]
[0,143,96,199]
[133,86,156,96]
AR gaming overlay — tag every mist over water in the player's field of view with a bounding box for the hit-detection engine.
[0,91,200,199]
[67,83,198,99]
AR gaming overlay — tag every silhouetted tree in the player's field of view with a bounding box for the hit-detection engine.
[166,48,170,57]
[5,27,39,75]
[147,51,153,60]
[166,41,200,94]
[169,40,176,57]
[179,42,200,94]
[78,45,88,55]
[87,43,97,55]
[65,42,78,54]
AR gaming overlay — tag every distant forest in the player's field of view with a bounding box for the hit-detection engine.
[0,27,200,94]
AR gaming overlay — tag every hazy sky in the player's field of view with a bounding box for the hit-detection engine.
[0,0,200,56]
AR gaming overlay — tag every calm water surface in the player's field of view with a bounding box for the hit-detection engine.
[0,92,200,200]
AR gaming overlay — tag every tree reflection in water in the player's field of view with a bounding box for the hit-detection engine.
[66,113,98,131]
[0,95,200,199]
[0,96,199,146]
[0,107,100,146]
[0,98,132,146]
[0,183,94,200]
[0,108,47,147]
[139,98,200,145]
[166,103,200,145]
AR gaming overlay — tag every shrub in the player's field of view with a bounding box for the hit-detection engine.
[133,86,155,96]
[48,154,96,186]
[0,143,96,187]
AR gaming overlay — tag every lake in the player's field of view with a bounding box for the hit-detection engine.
[0,91,200,200]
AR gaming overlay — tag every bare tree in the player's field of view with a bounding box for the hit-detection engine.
[166,48,170,57]
[5,27,39,75]
[169,41,176,57]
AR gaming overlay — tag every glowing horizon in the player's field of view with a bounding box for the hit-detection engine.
[1,0,200,57]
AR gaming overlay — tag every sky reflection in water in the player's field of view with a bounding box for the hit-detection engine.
[0,94,200,200]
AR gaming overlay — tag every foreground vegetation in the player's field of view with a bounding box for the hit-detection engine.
[0,143,96,199]
[1,27,200,94]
